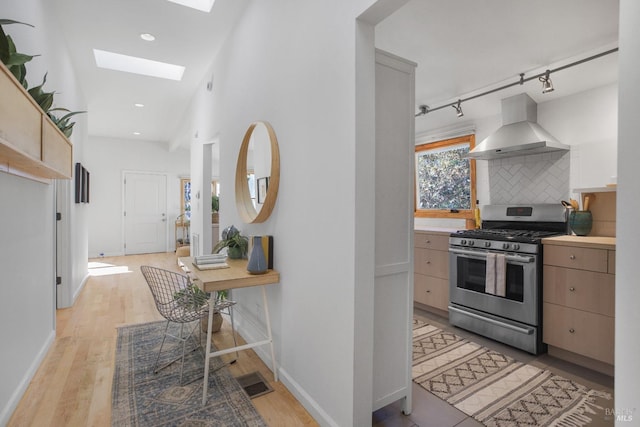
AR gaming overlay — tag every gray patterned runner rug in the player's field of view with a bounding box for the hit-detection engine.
[112,321,266,426]
[412,318,612,426]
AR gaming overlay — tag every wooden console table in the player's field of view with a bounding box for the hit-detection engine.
[179,257,280,405]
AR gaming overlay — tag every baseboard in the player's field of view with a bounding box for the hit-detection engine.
[278,367,340,427]
[547,345,614,377]
[0,329,56,426]
[72,273,90,303]
[233,311,336,426]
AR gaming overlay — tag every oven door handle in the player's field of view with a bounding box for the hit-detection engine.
[448,306,534,335]
[449,248,535,264]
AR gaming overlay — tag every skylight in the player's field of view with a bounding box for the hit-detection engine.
[93,49,185,81]
[166,0,215,13]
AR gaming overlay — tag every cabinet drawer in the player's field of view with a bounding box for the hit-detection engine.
[543,245,608,272]
[414,273,448,311]
[543,266,614,316]
[414,232,449,250]
[415,247,448,279]
[543,303,614,364]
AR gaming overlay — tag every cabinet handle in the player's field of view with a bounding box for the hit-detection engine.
[569,255,576,260]
[569,287,575,292]
[426,239,431,244]
[426,260,431,264]
[569,328,575,333]
[426,290,431,293]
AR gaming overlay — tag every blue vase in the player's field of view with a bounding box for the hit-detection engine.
[247,236,267,274]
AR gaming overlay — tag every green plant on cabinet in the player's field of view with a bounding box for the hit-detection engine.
[0,19,84,137]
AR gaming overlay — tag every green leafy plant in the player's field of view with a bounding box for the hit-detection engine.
[28,72,55,112]
[0,19,38,88]
[213,225,248,259]
[211,195,219,212]
[48,108,86,137]
[173,283,208,310]
[0,19,85,137]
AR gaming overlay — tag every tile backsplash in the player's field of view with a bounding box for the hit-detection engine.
[488,151,569,204]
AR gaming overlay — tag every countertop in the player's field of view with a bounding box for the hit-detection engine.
[414,226,460,235]
[542,235,616,250]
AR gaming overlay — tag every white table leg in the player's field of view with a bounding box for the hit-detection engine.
[262,286,278,382]
[202,293,215,405]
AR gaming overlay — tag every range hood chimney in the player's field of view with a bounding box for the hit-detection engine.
[466,93,569,160]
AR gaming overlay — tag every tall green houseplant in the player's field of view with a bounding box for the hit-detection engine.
[0,18,84,137]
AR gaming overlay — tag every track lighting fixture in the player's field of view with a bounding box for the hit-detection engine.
[415,105,429,117]
[415,47,617,119]
[452,100,463,117]
[539,69,554,93]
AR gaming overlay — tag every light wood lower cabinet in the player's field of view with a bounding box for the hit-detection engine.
[414,231,450,313]
[543,302,614,365]
[543,240,615,372]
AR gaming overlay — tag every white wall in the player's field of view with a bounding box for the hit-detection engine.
[183,1,382,424]
[84,136,190,257]
[615,0,640,421]
[0,0,88,422]
[539,83,618,191]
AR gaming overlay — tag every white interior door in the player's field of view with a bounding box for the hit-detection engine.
[124,172,167,254]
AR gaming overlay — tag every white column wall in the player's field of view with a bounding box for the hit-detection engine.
[615,0,640,421]
[183,1,383,424]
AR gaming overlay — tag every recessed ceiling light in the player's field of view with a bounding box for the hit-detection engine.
[166,0,215,13]
[140,33,156,42]
[134,103,144,108]
[93,49,185,81]
[133,132,141,136]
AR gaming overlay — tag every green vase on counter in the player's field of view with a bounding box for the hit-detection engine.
[569,211,592,236]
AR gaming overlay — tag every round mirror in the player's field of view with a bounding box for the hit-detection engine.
[235,121,280,223]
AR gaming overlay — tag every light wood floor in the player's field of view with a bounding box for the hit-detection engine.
[8,252,317,427]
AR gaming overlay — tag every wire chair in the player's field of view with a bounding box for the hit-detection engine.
[140,265,238,384]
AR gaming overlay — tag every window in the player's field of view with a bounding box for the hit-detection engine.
[180,178,192,219]
[180,179,220,220]
[414,134,476,222]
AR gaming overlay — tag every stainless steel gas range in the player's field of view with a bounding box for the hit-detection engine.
[448,204,568,354]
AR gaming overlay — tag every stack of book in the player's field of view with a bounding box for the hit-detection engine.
[193,254,229,270]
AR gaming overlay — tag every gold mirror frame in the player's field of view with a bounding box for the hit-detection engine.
[235,121,280,223]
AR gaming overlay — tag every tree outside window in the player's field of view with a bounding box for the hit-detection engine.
[414,135,476,225]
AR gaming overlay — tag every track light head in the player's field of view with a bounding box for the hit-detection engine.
[415,105,429,117]
[453,100,464,117]
[539,70,554,94]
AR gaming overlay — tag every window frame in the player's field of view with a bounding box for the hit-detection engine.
[414,134,477,224]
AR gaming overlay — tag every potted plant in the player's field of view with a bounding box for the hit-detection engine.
[213,225,248,259]
[211,195,219,224]
[173,284,230,333]
[1,19,85,137]
[173,282,208,311]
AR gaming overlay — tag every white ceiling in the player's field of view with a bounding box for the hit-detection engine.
[53,0,248,146]
[53,0,619,148]
[376,0,620,135]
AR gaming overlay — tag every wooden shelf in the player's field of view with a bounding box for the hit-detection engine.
[0,61,73,181]
[573,186,616,193]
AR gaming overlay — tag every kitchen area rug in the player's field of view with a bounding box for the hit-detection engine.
[112,320,266,427]
[412,318,612,426]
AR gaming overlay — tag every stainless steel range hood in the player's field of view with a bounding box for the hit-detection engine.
[466,93,569,160]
